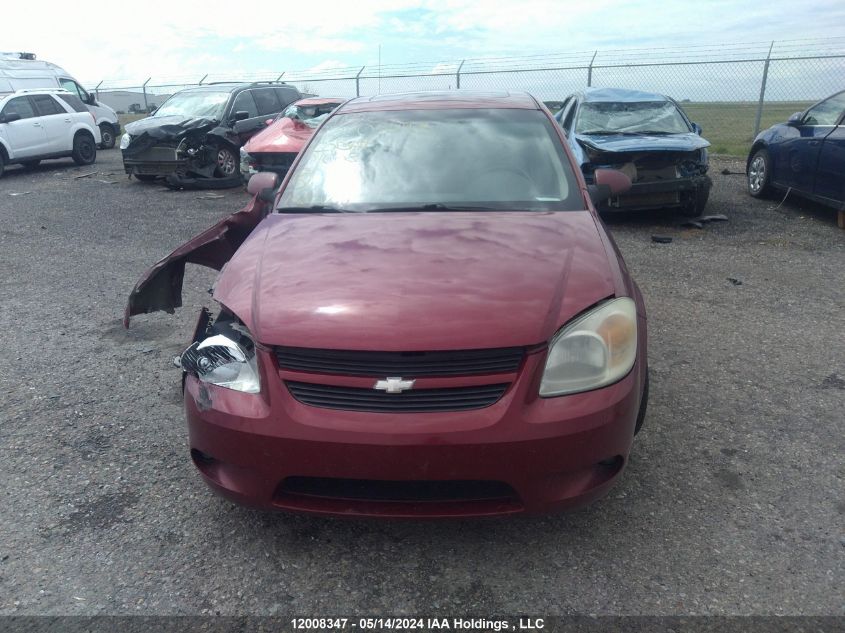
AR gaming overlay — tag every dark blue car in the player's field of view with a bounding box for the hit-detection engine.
[747,90,845,215]
[554,88,711,216]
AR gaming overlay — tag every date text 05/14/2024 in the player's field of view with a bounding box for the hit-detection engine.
[290,618,546,631]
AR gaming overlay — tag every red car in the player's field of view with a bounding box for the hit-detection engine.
[239,97,344,180]
[126,91,648,518]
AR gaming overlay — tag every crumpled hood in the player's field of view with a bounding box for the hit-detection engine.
[123,116,219,156]
[243,117,315,154]
[576,132,710,154]
[213,211,617,350]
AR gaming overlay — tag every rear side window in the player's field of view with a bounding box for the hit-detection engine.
[252,88,281,116]
[56,94,88,112]
[231,90,258,118]
[275,87,300,108]
[1,96,36,119]
[31,94,65,116]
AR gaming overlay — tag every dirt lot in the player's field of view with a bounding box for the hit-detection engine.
[0,150,842,616]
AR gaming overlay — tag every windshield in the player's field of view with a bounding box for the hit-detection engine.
[280,102,342,128]
[277,108,580,212]
[153,90,230,119]
[576,100,691,134]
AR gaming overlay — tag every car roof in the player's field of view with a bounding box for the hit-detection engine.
[338,90,539,113]
[581,87,670,103]
[178,82,296,94]
[294,97,345,106]
[0,88,72,101]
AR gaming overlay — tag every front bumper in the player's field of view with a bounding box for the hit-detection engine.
[600,175,712,212]
[183,345,646,518]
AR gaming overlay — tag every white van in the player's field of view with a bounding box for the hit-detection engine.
[0,52,121,149]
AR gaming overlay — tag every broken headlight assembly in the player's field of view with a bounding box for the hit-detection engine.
[539,298,637,397]
[179,316,260,393]
[119,133,132,150]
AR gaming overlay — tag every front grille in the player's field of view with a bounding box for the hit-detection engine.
[275,346,525,377]
[286,381,509,412]
[136,145,178,162]
[278,477,518,502]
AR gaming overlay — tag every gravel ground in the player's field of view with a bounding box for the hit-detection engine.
[0,151,842,616]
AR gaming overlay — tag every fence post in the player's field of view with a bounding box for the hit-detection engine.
[142,77,151,112]
[276,72,285,82]
[587,50,597,87]
[355,66,364,97]
[753,41,775,138]
[94,80,103,100]
[456,60,465,89]
[198,74,208,85]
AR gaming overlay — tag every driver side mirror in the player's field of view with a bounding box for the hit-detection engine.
[0,112,21,124]
[247,171,279,202]
[233,110,250,122]
[787,112,804,125]
[691,122,702,135]
[588,169,632,205]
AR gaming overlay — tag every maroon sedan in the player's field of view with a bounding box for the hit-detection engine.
[125,91,648,518]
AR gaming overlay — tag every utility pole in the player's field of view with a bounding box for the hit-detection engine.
[753,41,775,138]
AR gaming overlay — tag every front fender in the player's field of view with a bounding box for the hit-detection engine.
[123,195,271,327]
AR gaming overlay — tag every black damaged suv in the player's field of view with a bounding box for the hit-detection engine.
[120,82,301,188]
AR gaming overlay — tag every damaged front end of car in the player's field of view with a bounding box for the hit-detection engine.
[121,117,242,189]
[578,137,712,215]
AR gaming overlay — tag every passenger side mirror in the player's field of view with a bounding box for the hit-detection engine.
[691,122,702,135]
[588,169,632,205]
[233,110,250,122]
[0,112,21,124]
[265,118,274,126]
[787,112,804,125]
[247,171,279,202]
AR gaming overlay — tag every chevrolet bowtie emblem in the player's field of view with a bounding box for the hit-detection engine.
[373,377,416,393]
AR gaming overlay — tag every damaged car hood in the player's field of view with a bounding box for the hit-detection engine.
[211,211,616,350]
[244,117,321,154]
[576,132,710,154]
[122,115,220,155]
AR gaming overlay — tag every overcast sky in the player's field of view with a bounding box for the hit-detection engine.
[5,0,845,85]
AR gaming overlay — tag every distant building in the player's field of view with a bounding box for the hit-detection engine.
[96,90,171,113]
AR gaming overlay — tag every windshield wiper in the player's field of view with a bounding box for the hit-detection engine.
[363,203,499,213]
[275,205,355,214]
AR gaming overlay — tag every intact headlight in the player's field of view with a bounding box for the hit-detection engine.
[119,133,132,150]
[180,330,260,393]
[539,297,637,397]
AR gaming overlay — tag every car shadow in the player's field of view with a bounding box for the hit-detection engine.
[0,158,89,180]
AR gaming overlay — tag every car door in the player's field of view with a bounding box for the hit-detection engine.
[811,94,845,204]
[30,94,72,153]
[773,92,845,193]
[0,96,47,158]
[229,89,263,143]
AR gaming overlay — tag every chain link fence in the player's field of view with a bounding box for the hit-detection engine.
[87,38,845,156]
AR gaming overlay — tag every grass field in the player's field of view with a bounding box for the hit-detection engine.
[120,101,815,158]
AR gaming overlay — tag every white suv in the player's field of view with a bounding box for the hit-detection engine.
[0,89,101,177]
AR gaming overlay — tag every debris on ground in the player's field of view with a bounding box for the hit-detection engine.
[8,192,31,196]
[196,193,226,200]
[680,220,704,229]
[727,277,743,286]
[96,179,118,185]
[651,235,673,244]
[74,171,98,179]
[700,214,729,223]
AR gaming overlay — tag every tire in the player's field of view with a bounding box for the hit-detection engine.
[0,151,5,178]
[22,159,41,169]
[634,368,649,436]
[747,148,772,198]
[71,132,97,166]
[134,175,158,182]
[213,146,237,178]
[680,184,710,217]
[99,124,116,150]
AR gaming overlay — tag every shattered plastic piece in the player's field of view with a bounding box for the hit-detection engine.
[680,220,704,229]
[74,171,97,179]
[96,179,117,184]
[727,277,743,286]
[196,193,225,199]
[651,235,673,243]
[700,214,728,223]
[8,191,31,196]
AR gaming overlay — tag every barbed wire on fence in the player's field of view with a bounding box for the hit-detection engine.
[86,37,845,155]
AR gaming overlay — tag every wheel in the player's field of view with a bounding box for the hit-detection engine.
[634,368,649,436]
[22,159,41,169]
[134,175,158,182]
[214,146,237,178]
[71,132,97,165]
[747,148,772,198]
[99,124,116,149]
[680,184,710,217]
[0,151,5,178]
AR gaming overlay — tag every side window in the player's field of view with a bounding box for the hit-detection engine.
[252,88,282,116]
[31,94,65,116]
[275,88,300,109]
[57,94,88,112]
[803,92,845,126]
[59,79,87,101]
[1,96,36,120]
[231,90,258,118]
